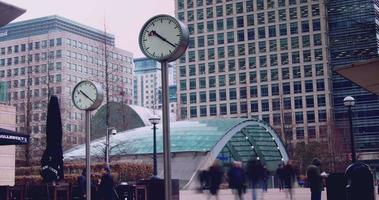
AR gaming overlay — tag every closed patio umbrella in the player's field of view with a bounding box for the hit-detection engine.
[41,95,64,182]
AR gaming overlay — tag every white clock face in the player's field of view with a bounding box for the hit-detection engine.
[72,81,98,110]
[140,16,183,60]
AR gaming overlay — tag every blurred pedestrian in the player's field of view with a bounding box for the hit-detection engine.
[247,159,264,200]
[306,158,323,200]
[283,160,296,200]
[98,166,118,200]
[262,165,269,192]
[198,170,210,193]
[77,168,86,200]
[228,161,246,200]
[276,163,285,190]
[208,160,224,200]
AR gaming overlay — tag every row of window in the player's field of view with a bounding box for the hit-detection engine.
[65,38,133,64]
[180,103,327,122]
[186,17,321,37]
[0,38,62,55]
[10,86,62,101]
[0,50,62,66]
[178,0,318,11]
[183,48,324,66]
[6,74,62,89]
[179,3,320,24]
[180,88,326,107]
[180,78,326,95]
[179,62,324,78]
[0,62,62,78]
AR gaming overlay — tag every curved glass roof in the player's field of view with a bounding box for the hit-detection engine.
[65,118,288,188]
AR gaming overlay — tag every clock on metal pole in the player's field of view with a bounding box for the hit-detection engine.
[72,80,104,200]
[139,15,189,200]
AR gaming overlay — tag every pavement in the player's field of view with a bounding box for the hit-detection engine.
[180,187,379,200]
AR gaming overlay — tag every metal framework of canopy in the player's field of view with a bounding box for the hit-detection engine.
[0,1,26,27]
[0,128,29,145]
[335,57,379,96]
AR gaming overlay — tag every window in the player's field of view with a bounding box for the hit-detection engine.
[246,1,253,12]
[268,11,275,23]
[190,106,197,118]
[271,70,278,81]
[295,112,304,123]
[180,80,186,91]
[291,37,299,49]
[283,82,291,94]
[305,80,313,92]
[308,126,316,139]
[237,30,245,41]
[312,4,320,16]
[226,4,233,15]
[271,83,279,96]
[301,5,308,18]
[247,29,255,40]
[200,91,207,103]
[316,79,325,91]
[302,21,309,33]
[262,100,269,112]
[249,71,257,83]
[257,0,264,10]
[180,94,187,104]
[210,90,216,102]
[217,19,224,31]
[250,86,258,97]
[272,99,280,111]
[258,27,265,39]
[240,102,247,113]
[207,21,214,32]
[260,70,268,82]
[217,33,224,44]
[314,49,323,61]
[190,92,197,103]
[226,18,234,29]
[229,88,237,100]
[227,45,235,57]
[290,22,298,34]
[190,78,196,89]
[279,24,287,36]
[318,110,327,122]
[314,34,322,46]
[317,94,326,107]
[305,65,313,77]
[238,44,245,56]
[259,41,266,53]
[296,127,305,140]
[240,87,247,98]
[270,54,278,66]
[292,51,300,64]
[197,22,204,33]
[236,2,244,13]
[279,9,286,21]
[247,15,254,26]
[258,13,265,24]
[206,7,213,18]
[210,105,217,116]
[306,95,314,108]
[269,26,276,37]
[251,101,258,112]
[209,76,216,87]
[284,97,291,109]
[216,6,223,17]
[316,64,324,76]
[290,8,297,20]
[228,74,236,85]
[303,50,311,62]
[220,104,227,115]
[261,85,268,96]
[218,61,225,72]
[294,81,302,93]
[295,96,303,109]
[313,19,321,31]
[269,40,277,51]
[237,16,244,28]
[220,89,227,101]
[280,38,288,50]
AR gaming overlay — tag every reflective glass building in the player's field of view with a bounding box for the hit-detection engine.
[327,0,379,166]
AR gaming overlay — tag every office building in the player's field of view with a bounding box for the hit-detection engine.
[133,57,177,114]
[0,15,134,163]
[175,0,333,145]
[328,0,379,165]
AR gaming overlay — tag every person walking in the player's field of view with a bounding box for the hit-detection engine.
[276,163,285,190]
[77,168,87,200]
[247,159,265,200]
[208,161,224,200]
[283,160,296,200]
[98,166,118,200]
[228,161,246,200]
[306,158,323,200]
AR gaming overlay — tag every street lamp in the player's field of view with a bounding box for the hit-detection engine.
[149,115,160,177]
[106,127,117,166]
[344,96,356,163]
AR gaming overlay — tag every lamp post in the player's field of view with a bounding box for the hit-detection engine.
[344,96,356,163]
[149,116,160,177]
[106,127,117,166]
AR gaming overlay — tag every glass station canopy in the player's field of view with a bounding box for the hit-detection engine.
[65,118,288,187]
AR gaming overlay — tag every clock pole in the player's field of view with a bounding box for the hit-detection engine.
[161,61,172,200]
[85,110,91,200]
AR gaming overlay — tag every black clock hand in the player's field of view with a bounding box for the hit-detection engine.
[79,90,95,103]
[149,30,176,48]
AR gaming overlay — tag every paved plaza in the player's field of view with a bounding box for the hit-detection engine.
[180,188,379,200]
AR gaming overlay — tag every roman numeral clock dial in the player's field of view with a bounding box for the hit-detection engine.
[139,15,189,62]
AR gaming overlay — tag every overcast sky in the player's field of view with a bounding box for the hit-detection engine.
[5,0,175,58]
